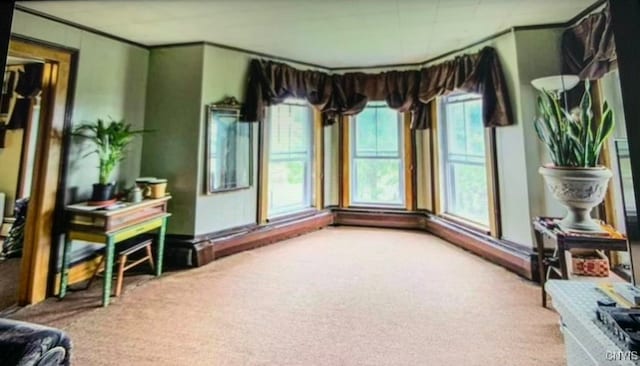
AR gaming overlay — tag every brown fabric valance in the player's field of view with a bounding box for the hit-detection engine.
[327,70,421,124]
[242,46,513,129]
[562,5,616,80]
[242,59,333,123]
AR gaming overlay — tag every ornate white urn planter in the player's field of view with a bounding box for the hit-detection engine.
[539,165,612,232]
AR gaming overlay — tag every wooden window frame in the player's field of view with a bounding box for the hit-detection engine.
[592,79,618,227]
[431,95,501,238]
[258,101,323,224]
[339,106,415,211]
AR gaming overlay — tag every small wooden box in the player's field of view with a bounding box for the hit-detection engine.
[570,250,609,277]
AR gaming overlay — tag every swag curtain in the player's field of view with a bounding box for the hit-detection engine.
[242,46,513,129]
[417,46,513,129]
[242,59,333,123]
[562,5,616,80]
[327,70,422,126]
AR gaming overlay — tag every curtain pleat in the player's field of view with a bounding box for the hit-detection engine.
[241,59,333,124]
[417,47,513,128]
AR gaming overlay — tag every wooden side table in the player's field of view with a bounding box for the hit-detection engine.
[532,217,628,308]
[59,197,171,307]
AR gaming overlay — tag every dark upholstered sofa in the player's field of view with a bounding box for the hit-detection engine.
[0,318,71,366]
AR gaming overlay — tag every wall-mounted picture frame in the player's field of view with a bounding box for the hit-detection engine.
[205,96,252,194]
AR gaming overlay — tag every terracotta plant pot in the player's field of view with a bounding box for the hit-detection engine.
[539,165,612,232]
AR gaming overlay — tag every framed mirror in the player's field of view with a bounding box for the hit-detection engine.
[205,97,252,193]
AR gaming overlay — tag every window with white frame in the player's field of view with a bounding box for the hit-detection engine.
[351,103,404,206]
[266,100,314,217]
[438,93,490,226]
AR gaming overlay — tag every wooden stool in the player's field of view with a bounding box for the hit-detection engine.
[89,238,155,297]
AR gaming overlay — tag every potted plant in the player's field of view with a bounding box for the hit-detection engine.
[73,118,148,202]
[535,81,615,232]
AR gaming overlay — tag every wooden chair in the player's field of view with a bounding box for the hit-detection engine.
[89,238,155,297]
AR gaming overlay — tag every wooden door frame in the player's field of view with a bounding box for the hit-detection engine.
[8,37,76,305]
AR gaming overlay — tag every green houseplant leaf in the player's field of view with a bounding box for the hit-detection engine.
[73,118,151,184]
[534,80,614,168]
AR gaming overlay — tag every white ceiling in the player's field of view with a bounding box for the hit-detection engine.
[17,0,596,68]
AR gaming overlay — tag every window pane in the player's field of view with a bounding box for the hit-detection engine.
[267,102,313,217]
[446,162,489,225]
[353,159,402,205]
[268,160,308,215]
[465,99,484,157]
[351,104,404,206]
[376,108,400,155]
[355,107,377,155]
[269,105,310,155]
[446,102,466,156]
[440,94,489,226]
[354,106,399,157]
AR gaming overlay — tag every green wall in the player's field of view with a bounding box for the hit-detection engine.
[195,45,257,235]
[11,10,149,201]
[141,44,256,236]
[10,10,150,261]
[514,28,567,223]
[142,45,203,235]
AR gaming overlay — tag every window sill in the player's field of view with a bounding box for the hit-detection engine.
[349,204,407,211]
[205,185,252,195]
[439,213,491,236]
[266,207,319,224]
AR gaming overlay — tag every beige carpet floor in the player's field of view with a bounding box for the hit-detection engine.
[11,227,564,365]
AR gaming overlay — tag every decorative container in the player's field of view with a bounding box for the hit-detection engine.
[539,165,612,232]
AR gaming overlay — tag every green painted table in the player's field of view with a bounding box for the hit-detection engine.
[59,197,171,307]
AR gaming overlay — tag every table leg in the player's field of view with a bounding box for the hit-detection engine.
[558,238,569,280]
[59,234,72,299]
[155,217,167,277]
[102,236,115,307]
[556,238,569,280]
[534,230,547,308]
[605,250,613,271]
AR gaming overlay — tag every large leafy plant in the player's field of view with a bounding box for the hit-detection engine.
[534,81,614,167]
[73,118,147,184]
